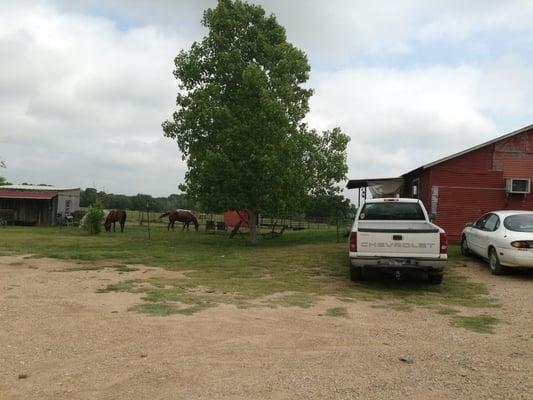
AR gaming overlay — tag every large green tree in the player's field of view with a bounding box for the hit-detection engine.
[163,0,349,242]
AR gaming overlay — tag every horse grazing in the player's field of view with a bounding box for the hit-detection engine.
[104,210,127,233]
[159,210,199,231]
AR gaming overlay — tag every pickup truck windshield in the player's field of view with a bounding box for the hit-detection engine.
[359,202,426,220]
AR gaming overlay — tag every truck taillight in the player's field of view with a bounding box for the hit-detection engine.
[440,232,448,254]
[349,232,357,252]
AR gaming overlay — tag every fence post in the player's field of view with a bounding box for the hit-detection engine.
[147,209,151,240]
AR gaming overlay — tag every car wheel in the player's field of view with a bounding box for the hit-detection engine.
[350,265,364,281]
[461,236,471,257]
[489,248,506,275]
[427,271,443,284]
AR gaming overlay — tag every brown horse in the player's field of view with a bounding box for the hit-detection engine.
[159,210,199,231]
[104,210,127,232]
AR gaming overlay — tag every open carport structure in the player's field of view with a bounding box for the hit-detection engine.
[0,185,80,226]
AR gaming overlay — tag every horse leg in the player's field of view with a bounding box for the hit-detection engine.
[120,222,124,233]
[113,221,116,232]
[167,221,171,231]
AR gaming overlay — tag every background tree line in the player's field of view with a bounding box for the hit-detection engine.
[80,187,356,220]
[80,189,195,212]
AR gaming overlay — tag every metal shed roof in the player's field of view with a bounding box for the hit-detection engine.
[0,191,57,199]
[0,185,79,192]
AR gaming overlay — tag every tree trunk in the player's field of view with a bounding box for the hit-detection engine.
[249,210,257,244]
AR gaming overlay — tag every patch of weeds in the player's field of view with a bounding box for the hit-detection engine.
[129,302,179,316]
[109,264,139,272]
[276,292,317,308]
[56,264,138,273]
[326,307,348,317]
[18,374,28,379]
[451,315,499,334]
[56,265,105,272]
[176,304,212,315]
[436,307,460,315]
[97,280,140,293]
[129,302,211,316]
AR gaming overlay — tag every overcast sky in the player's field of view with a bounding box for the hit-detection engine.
[1,1,533,202]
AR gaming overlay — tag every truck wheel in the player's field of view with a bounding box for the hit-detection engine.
[427,271,443,284]
[350,265,363,281]
[460,236,471,257]
[489,249,506,275]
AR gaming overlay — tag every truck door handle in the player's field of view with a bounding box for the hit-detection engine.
[393,235,403,241]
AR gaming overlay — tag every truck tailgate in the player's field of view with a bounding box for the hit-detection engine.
[356,221,440,258]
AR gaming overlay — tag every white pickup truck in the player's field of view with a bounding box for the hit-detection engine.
[349,198,448,284]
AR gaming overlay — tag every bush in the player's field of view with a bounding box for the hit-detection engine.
[82,202,104,234]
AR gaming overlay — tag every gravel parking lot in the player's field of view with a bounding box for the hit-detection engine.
[1,255,532,399]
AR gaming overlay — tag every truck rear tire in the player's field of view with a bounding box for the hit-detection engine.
[350,265,363,281]
[427,271,443,284]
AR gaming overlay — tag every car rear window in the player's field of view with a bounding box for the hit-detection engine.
[359,202,426,220]
[503,214,533,232]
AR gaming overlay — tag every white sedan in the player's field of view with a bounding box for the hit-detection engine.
[461,210,533,274]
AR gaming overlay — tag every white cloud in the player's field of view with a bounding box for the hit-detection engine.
[1,0,533,200]
[0,2,186,194]
[309,58,533,185]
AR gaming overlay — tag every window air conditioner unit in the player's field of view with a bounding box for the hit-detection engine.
[506,178,531,194]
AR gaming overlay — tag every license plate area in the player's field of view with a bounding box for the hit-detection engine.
[387,258,409,267]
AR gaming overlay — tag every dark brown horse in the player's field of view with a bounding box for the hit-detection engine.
[159,210,199,231]
[104,210,127,232]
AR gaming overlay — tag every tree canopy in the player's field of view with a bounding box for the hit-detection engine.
[163,0,349,242]
[0,160,7,185]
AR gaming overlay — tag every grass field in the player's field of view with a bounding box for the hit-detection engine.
[0,225,500,331]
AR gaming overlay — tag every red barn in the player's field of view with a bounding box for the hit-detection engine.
[348,124,533,243]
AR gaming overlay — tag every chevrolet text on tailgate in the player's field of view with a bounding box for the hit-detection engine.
[349,198,448,284]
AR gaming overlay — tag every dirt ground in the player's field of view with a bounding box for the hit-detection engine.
[1,255,532,400]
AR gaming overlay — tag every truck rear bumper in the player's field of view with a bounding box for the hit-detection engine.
[350,256,446,271]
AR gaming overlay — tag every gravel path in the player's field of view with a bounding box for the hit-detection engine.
[1,255,532,399]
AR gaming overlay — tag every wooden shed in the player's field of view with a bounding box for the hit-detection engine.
[0,185,80,226]
[348,124,533,243]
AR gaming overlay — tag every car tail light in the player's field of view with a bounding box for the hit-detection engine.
[510,241,533,248]
[440,232,448,254]
[349,232,357,252]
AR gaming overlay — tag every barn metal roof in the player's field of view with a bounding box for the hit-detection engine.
[0,191,57,199]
